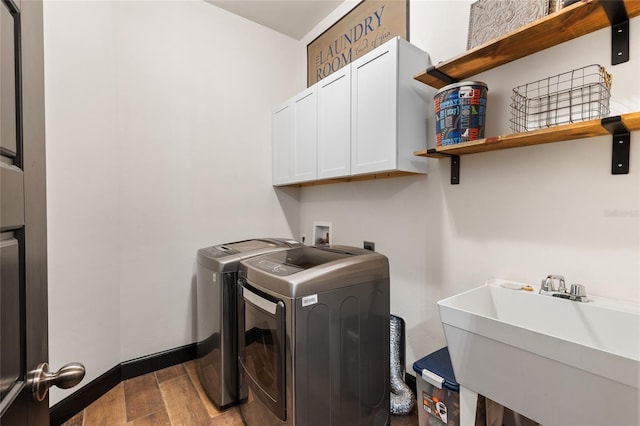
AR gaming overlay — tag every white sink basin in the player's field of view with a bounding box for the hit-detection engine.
[438,279,640,426]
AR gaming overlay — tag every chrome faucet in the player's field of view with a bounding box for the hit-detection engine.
[540,274,565,293]
[540,274,587,302]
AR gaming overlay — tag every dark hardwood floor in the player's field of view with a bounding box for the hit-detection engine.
[62,360,419,425]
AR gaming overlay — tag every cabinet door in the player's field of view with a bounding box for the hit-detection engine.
[317,67,351,179]
[272,101,295,185]
[292,87,317,183]
[351,40,398,175]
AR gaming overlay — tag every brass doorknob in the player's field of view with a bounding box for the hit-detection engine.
[31,362,85,402]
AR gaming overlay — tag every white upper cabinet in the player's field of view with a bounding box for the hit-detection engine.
[351,42,397,175]
[292,87,317,183]
[317,66,351,179]
[272,101,295,185]
[273,37,430,186]
[272,86,317,185]
[351,37,430,176]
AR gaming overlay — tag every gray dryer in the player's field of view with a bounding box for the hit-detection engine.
[195,238,301,409]
[237,245,390,425]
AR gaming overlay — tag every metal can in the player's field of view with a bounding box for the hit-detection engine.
[434,81,488,147]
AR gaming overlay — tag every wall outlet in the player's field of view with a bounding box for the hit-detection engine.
[363,241,375,251]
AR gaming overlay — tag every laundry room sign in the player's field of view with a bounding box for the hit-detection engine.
[307,0,408,86]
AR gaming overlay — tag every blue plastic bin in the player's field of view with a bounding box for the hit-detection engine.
[413,347,485,426]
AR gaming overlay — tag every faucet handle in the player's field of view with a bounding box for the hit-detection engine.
[557,277,567,293]
[541,274,565,293]
[570,284,587,301]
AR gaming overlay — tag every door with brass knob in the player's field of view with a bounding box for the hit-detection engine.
[0,0,83,424]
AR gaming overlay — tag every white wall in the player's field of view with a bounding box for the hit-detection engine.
[113,0,302,363]
[44,0,302,405]
[298,1,640,371]
[44,0,121,406]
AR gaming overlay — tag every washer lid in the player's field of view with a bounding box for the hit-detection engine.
[221,239,278,254]
[197,238,300,272]
[240,245,389,297]
[265,246,360,274]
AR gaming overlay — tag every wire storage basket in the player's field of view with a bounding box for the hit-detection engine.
[510,64,612,133]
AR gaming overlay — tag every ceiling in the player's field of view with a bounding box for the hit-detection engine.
[207,0,345,40]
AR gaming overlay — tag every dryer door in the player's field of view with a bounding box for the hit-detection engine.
[238,283,286,421]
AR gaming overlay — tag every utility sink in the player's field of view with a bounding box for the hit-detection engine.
[437,279,640,426]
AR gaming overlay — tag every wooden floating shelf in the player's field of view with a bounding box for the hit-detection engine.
[414,112,640,158]
[414,0,640,89]
[622,110,640,129]
[412,0,639,184]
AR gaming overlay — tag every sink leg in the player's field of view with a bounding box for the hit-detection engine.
[459,386,478,426]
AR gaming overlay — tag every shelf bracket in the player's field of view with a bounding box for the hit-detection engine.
[450,155,460,184]
[601,0,629,65]
[426,66,458,86]
[602,116,630,175]
[428,149,460,184]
